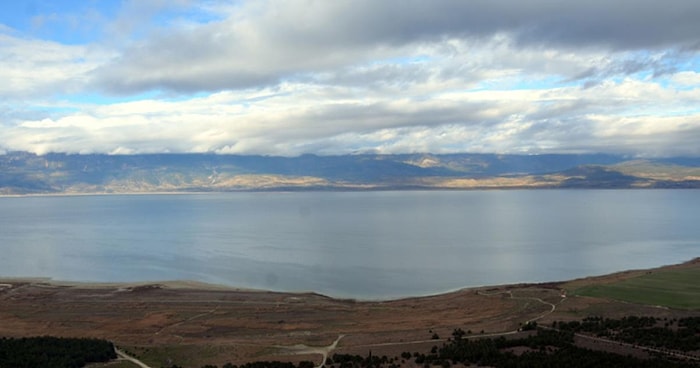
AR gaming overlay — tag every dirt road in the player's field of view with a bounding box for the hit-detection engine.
[116,348,152,368]
[276,334,345,368]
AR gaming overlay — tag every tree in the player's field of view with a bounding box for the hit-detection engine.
[451,328,465,340]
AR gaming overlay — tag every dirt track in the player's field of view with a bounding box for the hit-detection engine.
[0,264,697,367]
[0,280,553,365]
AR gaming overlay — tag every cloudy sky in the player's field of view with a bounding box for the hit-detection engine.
[1,0,700,157]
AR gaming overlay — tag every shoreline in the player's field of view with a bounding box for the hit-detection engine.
[3,186,700,199]
[3,258,698,366]
[3,257,697,302]
[0,191,212,199]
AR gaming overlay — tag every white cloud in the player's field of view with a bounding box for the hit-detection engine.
[671,71,700,86]
[0,32,112,100]
[1,0,699,157]
[2,73,699,157]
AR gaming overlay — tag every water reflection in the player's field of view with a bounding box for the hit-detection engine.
[0,190,698,299]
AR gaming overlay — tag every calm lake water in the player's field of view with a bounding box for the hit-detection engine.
[0,190,698,299]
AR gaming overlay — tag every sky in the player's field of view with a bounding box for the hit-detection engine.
[1,0,700,157]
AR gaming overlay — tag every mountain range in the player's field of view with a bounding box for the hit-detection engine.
[1,151,700,194]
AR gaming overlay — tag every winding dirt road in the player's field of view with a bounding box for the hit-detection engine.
[116,348,153,368]
[275,334,345,368]
[477,289,561,325]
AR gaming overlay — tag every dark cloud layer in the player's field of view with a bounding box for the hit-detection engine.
[92,0,700,94]
[313,0,700,49]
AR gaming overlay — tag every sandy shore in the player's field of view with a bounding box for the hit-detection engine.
[2,259,698,366]
[3,257,697,298]
[0,277,264,292]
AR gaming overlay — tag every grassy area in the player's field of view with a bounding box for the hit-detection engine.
[574,267,700,310]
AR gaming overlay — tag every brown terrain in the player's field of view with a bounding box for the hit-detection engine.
[1,261,699,367]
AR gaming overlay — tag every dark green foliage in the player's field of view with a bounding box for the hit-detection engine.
[217,361,316,368]
[331,354,389,368]
[298,361,315,368]
[0,336,115,368]
[557,316,700,352]
[414,329,694,368]
[323,328,696,368]
[521,321,538,331]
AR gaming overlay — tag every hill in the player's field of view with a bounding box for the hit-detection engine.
[1,152,699,194]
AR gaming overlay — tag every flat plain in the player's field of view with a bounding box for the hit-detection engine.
[1,259,699,367]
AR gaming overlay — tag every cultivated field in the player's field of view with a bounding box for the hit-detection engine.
[573,264,700,309]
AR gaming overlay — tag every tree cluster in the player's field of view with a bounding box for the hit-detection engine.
[165,361,316,368]
[555,316,700,352]
[321,329,697,368]
[0,336,115,368]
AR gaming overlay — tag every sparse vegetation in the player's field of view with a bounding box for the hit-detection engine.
[197,326,698,368]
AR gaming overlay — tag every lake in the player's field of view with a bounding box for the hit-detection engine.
[0,190,698,299]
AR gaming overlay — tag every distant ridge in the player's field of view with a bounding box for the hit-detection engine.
[1,151,699,194]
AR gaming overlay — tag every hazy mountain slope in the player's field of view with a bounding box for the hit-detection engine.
[1,152,699,194]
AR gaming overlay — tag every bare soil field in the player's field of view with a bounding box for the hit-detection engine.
[1,259,699,367]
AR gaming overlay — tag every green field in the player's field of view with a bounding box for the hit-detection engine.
[574,267,700,310]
